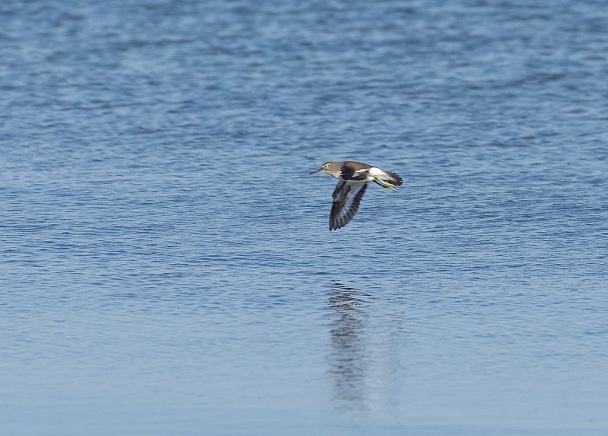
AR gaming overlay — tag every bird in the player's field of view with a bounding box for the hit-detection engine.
[310,160,403,230]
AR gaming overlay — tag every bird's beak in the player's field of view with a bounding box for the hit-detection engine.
[310,168,322,174]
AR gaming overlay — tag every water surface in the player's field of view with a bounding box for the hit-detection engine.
[1,1,607,434]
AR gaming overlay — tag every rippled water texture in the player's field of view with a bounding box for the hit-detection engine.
[1,1,607,434]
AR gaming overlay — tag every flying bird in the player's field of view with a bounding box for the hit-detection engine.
[310,161,403,230]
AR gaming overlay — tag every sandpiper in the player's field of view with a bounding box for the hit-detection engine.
[310,161,403,230]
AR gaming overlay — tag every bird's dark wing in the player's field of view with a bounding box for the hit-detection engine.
[330,181,368,230]
[340,164,369,181]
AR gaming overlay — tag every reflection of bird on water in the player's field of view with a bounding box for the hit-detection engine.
[327,281,370,407]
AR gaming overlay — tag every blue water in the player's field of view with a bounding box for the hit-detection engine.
[1,1,608,434]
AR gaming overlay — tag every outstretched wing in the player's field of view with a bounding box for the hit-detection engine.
[330,181,368,230]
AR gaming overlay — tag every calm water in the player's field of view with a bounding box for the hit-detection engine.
[1,0,608,434]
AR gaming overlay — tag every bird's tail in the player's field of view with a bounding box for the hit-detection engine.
[383,170,403,186]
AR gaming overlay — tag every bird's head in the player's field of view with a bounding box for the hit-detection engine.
[310,162,341,176]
